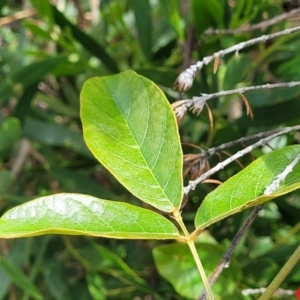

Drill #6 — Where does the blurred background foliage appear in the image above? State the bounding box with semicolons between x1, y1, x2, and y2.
0;0;300;299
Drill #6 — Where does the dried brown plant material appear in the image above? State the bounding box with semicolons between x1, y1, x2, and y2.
213;56;220;74
183;154;210;180
222;150;244;169
205;102;214;131
173;70;195;93
239;93;253;119
171;100;188;125
202;179;222;185
191;97;206;115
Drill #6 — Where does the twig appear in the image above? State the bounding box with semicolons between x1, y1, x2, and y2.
198;204;263;300
174;26;300;92
198;142;300;300
206;129;281;156
184;125;300;195
242;287;295;296
0;8;36;26
183;25;196;70
172;81;300;123
205;7;300;35
11;138;32;177
192;81;300;113
89;0;100;25
258;244;300;300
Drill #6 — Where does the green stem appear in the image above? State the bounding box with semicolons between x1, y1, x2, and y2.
173;209;214;300
258;244;300;300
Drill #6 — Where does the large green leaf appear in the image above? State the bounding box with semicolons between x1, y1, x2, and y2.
80;71;183;212
0;193;179;239
153;243;241;299
195;145;300;230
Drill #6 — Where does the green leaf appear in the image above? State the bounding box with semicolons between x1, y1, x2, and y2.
86;271;106;300
160;0;185;40
0;118;21;153
129;0;152;60
195;145;300;230
222;55;253;90
30;0;54;27
0;193;179;239
191;0;223;33
0;256;42;300
0;56;67;104
246;87;300;107
80;70;183;212
51;5;119;73
23;119;91;157
49;166;116;199
43;260;72;300
153;243;241;299
0;170;14;194
32;93;79;118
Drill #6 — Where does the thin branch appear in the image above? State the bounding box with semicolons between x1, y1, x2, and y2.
242;288;295;296
198;204;263;300
206;129;281;156
190;81;300;110
258;245;300;300
199;151;300;299
184;125;300;195
0;8;36;26
89;0;100;25
174;26;300;92
172;81;300;117
205;7;300;35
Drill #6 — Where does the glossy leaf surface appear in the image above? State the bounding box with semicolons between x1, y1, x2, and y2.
0;193;180;239
81;71;183;212
195;145;300;230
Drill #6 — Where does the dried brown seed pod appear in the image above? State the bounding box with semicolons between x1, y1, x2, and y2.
173;70;195;93
183;154;210;180
171;100;188;125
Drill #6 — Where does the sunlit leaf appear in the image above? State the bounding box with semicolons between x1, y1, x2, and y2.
80;70;183;212
0;193;179;239
195;145;300;230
